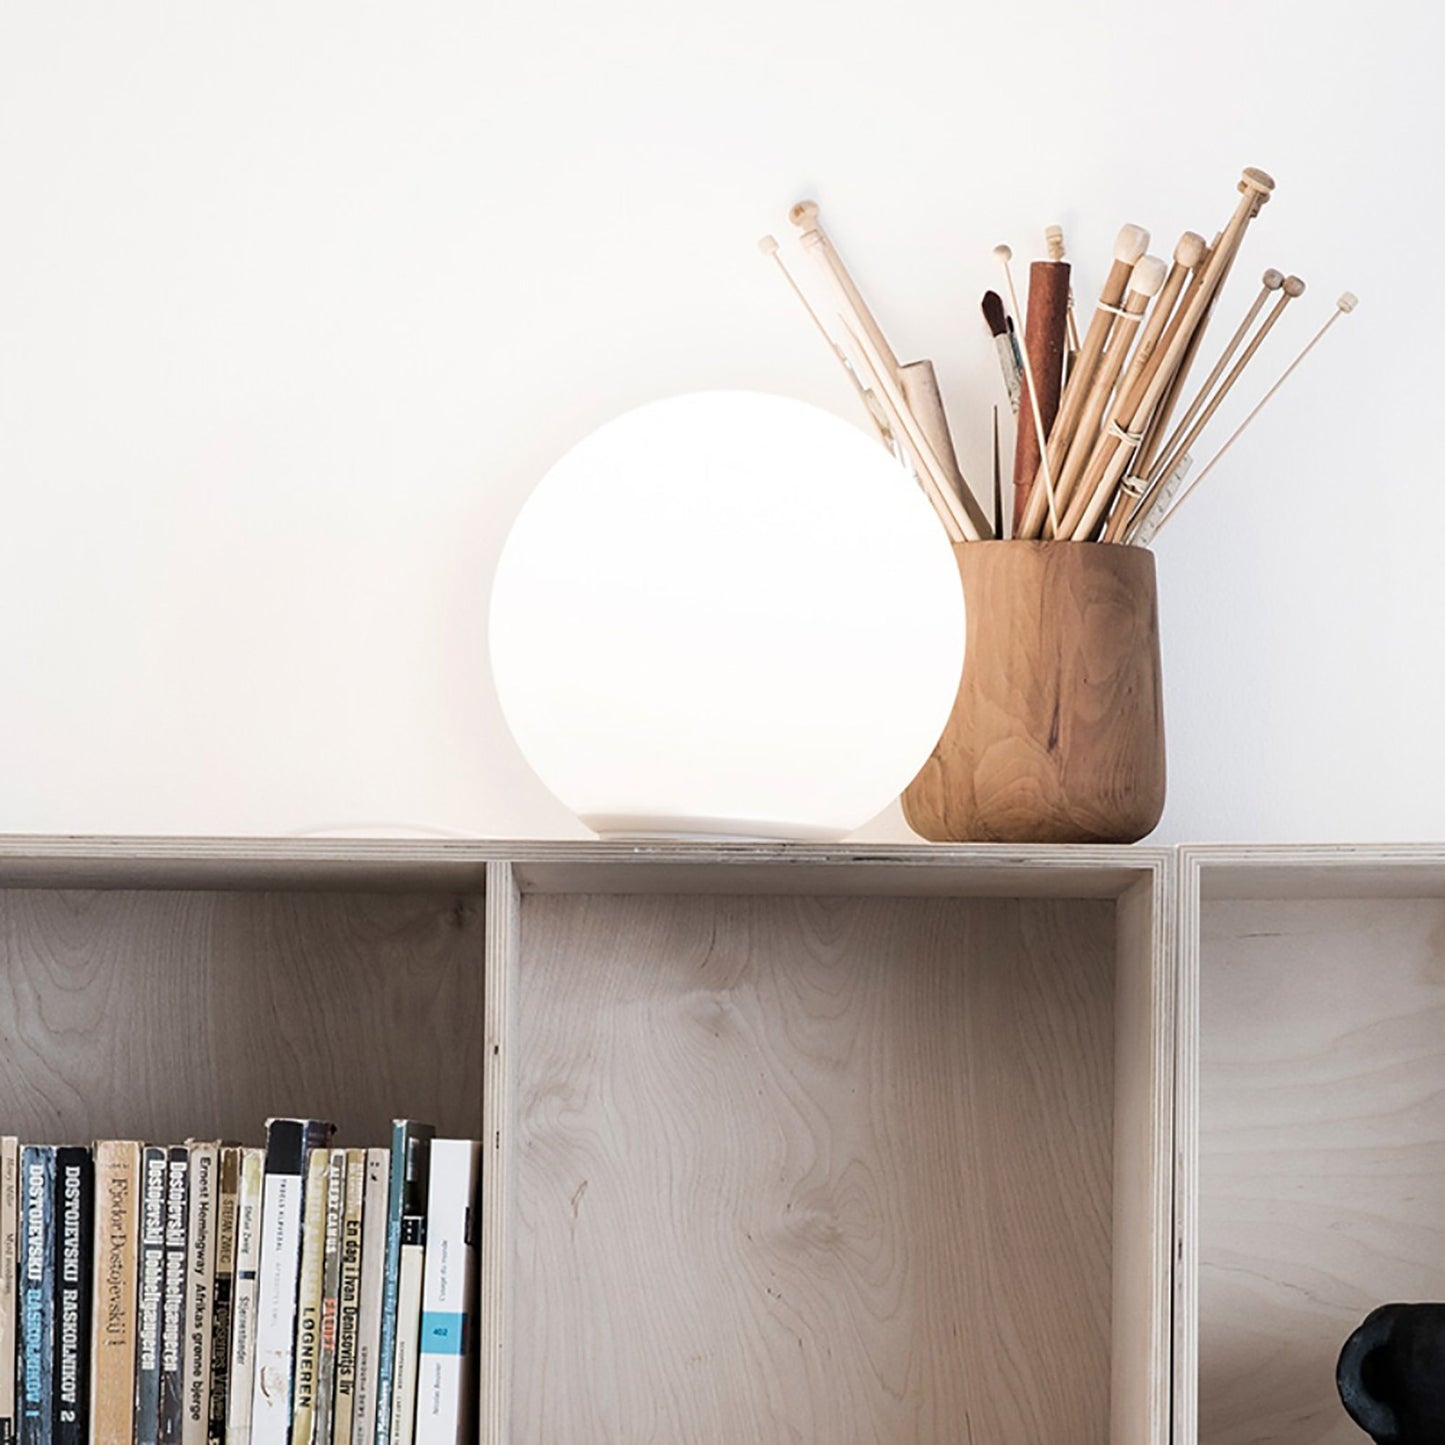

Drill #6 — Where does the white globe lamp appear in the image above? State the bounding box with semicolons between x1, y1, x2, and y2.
489;391;965;840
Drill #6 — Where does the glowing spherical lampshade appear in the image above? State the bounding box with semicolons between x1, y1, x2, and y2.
489;390;965;840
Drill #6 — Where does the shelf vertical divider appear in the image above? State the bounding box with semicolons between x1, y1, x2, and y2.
1111;859;1177;1445
1173;847;1202;1445
481;860;521;1445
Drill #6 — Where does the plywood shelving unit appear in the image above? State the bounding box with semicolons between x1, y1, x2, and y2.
0;838;1176;1445
16;836;1441;1442
1178;844;1445;1445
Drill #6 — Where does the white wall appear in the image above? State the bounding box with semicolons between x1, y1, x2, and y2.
0;0;1436;843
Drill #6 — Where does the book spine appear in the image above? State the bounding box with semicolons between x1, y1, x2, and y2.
249;1120;334;1445
224;1147;264;1445
351;1148;391;1445
53;1146;93;1445
414;1142;482;1445
206;1146;240;1445
289;1148;331;1445
331;1151;366;1445
17;1147;54;1445
135;1146;168;1445
0;1136;19;1445
182;1143;218;1445
375;1122;433;1445
387;1133;432;1445
313;1150;347;1445
387;1239;424;1445
90;1141;141;1445
158;1145;190;1445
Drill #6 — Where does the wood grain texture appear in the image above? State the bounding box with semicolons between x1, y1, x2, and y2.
513;893;1117;1444
0;888;485;1145
0;836;492;893
902;541;1165;844
0;836;1168;898
1191;844;1445;901
513;846;1166;900
1013;260;1070;526
1197;895;1445;1445
1111;875;1174;1445
1177;847;1445;1445
481;862;519;1445
1175;848;1205;1444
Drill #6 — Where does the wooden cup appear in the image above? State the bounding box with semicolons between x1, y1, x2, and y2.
903;541;1165;843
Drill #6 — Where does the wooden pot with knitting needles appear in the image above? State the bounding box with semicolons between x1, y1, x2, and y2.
761;168;1354;839
902;540;1165;844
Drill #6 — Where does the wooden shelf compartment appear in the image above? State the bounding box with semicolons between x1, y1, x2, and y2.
1179;844;1445;1445
0;837;490;1148
483;844;1175;1445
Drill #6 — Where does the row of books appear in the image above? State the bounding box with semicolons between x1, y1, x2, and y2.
0;1120;480;1445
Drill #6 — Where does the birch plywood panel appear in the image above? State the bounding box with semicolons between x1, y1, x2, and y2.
0;888;485;1143
514;894;1116;1444
1199;897;1445;1445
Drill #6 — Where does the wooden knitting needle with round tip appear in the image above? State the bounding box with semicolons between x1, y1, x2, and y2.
1146;291;1356;541
1147;274;1304;490
1137;199;1260;477
1049;254;1169;532
1092;234;1208;511
996;243;1060;535
1016;222;1150;539
789;200;901;383
1073;236;1204;532
1143;268;1286;486
1064;167;1276;540
757;234;893;445
1133;234;1218;474
1054;255;1170;536
1105;233;1206;453
1109;275;1305;541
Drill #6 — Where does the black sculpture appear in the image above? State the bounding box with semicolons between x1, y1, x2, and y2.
1338;1304;1445;1443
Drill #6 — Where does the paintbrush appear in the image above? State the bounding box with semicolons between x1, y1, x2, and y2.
981;291;1022;413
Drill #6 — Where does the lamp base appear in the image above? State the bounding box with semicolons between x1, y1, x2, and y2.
581;813;846;844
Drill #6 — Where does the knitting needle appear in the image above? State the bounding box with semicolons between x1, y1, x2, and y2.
1148;276;1304;491
1132;234;1218;475
995;244;1060;535
1109;271;1306;543
838;316;992;541
837;324;964;542
1064;167;1276;540
1016;222;1150;539
757;235;894;445
1052;254;1169;537
787;196;988;527
789;200;901;382
1116;233;1207;418
1080;234;1204;518
1147;291;1357;540
1142;268;1285;486
1137;175;1268;477
992;405;1004;538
